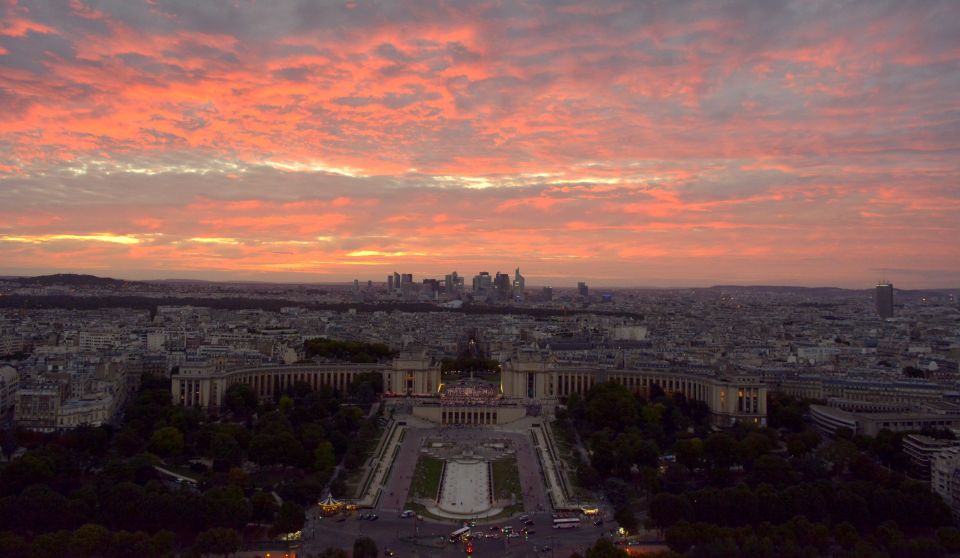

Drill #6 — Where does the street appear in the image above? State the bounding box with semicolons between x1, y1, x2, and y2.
302;511;617;557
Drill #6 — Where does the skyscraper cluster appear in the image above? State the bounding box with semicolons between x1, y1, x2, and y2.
381;268;533;301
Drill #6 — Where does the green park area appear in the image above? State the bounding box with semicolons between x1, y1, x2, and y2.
408;455;444;500
491;456;521;501
0;372;385;557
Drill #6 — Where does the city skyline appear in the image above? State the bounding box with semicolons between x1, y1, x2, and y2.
2;268;957;291
2;1;960;288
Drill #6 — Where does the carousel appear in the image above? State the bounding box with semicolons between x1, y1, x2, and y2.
317;493;345;516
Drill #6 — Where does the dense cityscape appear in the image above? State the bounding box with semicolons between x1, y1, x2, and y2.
0;272;959;557
4;0;960;556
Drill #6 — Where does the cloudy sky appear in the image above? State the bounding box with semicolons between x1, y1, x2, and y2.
1;0;958;287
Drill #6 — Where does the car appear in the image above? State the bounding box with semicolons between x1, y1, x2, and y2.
357;513;366;520
524;520;535;526
384;550;395;556
593;519;603;526
542;546;551;552
489;525;500;531
369;514;379;521
527;530;536;535
400;510;415;518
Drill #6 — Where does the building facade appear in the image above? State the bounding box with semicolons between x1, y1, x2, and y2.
0;366;18;414
500;349;768;426
171;349;441;410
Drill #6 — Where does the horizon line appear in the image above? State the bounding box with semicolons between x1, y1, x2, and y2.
2;271;958;292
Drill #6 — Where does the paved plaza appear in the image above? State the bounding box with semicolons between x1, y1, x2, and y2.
437;459;491;516
300;415;611;556
378;422;549;517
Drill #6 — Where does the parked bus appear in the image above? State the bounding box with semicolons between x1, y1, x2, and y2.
553;518;580;529
449;526;471;542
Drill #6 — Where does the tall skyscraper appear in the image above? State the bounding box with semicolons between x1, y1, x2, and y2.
445;271;464;297
876;282;894;318
472;272;492;295
387;275;393;291
494;272;512;300
578;281;589;297
512;267;525;299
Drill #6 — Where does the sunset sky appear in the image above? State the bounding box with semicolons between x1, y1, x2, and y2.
1;0;958;287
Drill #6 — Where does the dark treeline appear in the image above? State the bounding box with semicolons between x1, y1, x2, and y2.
557;383;959;558
0;294;643;320
0;373;383;557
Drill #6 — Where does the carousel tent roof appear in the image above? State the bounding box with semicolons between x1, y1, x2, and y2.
318;493;341;507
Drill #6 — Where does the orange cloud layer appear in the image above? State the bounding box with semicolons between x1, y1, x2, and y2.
0;1;958;286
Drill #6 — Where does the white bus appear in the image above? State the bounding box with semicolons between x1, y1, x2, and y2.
449;526;471;542
552;518;580;529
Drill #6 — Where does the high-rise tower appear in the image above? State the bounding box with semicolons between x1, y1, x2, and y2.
512;268;525;300
876;282;894;318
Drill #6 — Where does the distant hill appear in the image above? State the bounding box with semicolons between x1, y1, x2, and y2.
16;273;136;287
707;285;856;295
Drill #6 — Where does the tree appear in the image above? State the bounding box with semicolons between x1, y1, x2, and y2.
224;383;258;419
873;520;906;554
0;453;54;495
938;527;960;553
249;431;304;467
150;530;176;558
584;537;629;558
353;536;378;558
113;428;143;457
748;454;797;487
251;491;278;523
704;432;738;470
18;484;71;533
585;383;639;432
665;522;697;553
576;462;601;489
614;431;659;474
194;527;240;557
314;441;336;472
149;426;184;457
71;523;112;558
1;429;18;461
648;493;691;529
202;486;252;530
109;530;153;558
278;395;295;416
0;531;29;556
786;430;821;458
271;501;305;536
30;530;72;558
833;521;860;550
673;438;705;471
614;506;638;533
